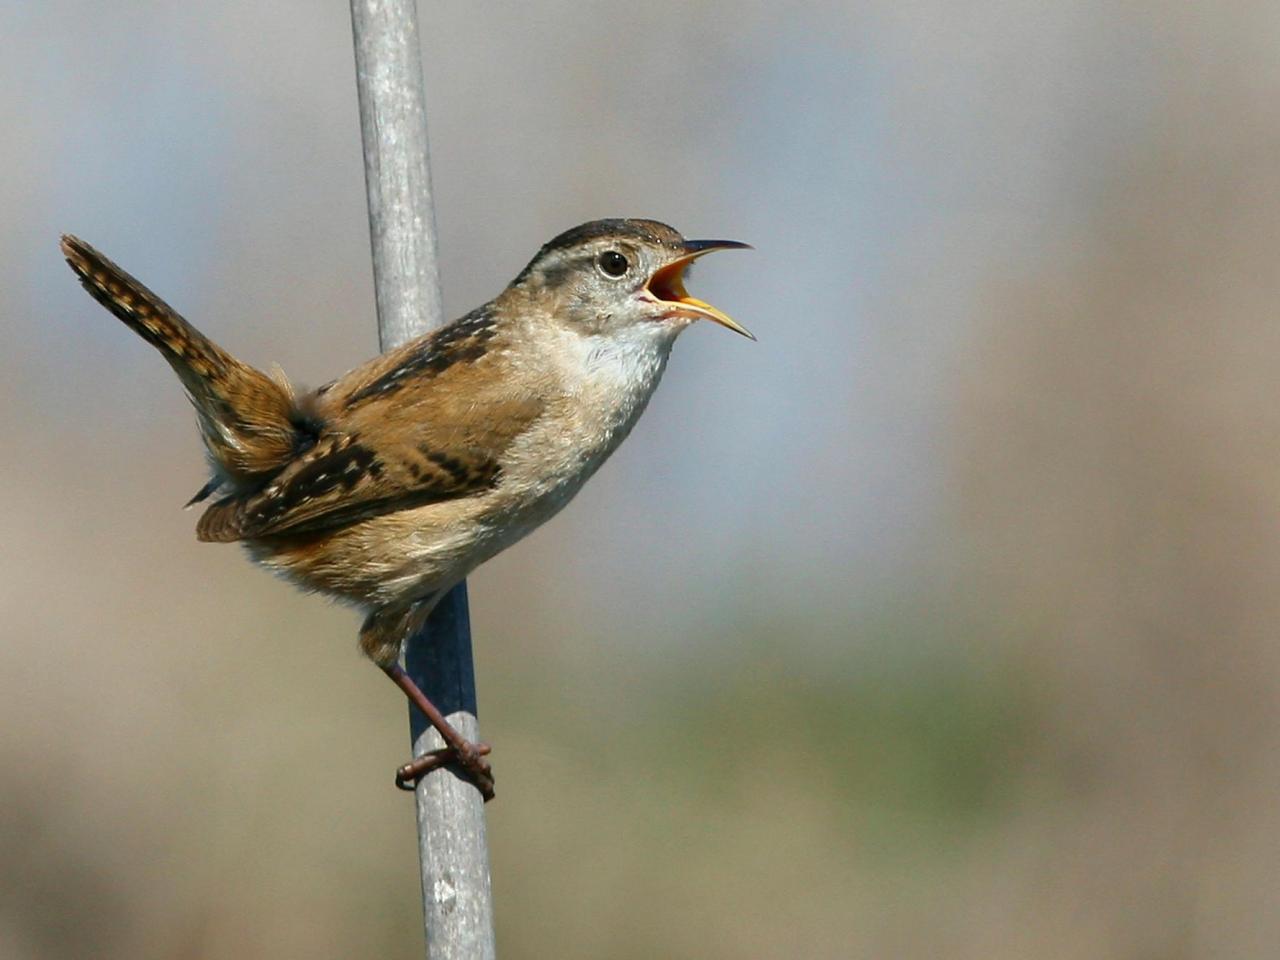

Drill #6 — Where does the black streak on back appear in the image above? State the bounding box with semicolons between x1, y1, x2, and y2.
346;307;497;406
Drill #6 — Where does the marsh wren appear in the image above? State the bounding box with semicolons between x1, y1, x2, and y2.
61;219;751;800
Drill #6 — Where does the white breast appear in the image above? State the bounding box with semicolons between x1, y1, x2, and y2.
493;323;677;526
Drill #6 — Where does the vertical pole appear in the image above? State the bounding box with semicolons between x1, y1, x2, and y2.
349;3;496;959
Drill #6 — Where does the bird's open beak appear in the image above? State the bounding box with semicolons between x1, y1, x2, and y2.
646;239;754;340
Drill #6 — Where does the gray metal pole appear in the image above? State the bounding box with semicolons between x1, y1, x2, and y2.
349;3;496;958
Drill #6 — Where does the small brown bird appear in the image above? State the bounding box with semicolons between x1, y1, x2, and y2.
61;219;751;800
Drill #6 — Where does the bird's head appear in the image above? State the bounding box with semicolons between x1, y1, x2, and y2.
510;218;752;342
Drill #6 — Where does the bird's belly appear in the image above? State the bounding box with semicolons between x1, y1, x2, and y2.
242;477;586;610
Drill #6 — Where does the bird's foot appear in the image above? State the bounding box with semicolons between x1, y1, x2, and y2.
395;740;495;801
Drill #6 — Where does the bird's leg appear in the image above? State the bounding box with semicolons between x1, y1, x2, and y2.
362;604;495;801
381;664;494;800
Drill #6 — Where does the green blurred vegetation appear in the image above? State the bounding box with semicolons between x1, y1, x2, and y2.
649;642;1033;841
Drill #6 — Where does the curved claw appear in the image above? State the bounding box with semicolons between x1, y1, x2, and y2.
394;748;453;790
394;741;495;801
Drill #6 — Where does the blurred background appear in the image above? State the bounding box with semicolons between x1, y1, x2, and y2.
3;1;1279;957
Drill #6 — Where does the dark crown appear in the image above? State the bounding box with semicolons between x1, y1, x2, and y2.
513;218;684;284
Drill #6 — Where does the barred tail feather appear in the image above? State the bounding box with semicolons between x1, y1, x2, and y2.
60;234;304;482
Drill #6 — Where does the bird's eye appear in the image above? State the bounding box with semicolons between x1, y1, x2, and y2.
596;250;629;278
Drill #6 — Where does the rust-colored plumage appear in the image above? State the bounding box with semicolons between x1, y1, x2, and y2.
62;237;543;548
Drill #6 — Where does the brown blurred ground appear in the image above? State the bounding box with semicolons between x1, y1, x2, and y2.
4;2;1280;958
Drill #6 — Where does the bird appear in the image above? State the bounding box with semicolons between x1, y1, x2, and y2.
60;218;752;800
